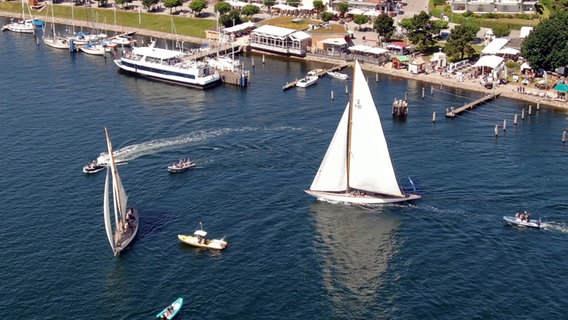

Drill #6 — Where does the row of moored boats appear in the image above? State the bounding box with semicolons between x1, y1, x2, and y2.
3;4;236;90
296;69;349;88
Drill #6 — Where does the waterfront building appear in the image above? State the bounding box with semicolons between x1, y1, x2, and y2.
448;0;538;14
250;25;311;56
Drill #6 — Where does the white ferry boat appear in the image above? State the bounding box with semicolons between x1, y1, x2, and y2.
114;41;221;89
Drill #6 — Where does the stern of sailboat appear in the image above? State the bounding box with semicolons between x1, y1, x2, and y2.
114;208;139;255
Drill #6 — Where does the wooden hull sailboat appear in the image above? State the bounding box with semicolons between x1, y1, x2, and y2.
305;60;420;205
103;128;138;256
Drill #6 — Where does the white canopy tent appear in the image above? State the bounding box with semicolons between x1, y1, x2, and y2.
474;55;504;69
481;38;509;55
496;47;520;55
223;21;256;34
349;44;388;55
346;8;365;15
273;3;298;10
227;1;248;7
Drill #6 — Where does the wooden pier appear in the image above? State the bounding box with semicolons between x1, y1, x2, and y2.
282;63;349;90
446;92;501;118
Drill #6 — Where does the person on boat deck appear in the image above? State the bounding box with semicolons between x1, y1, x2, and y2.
515;212;520;219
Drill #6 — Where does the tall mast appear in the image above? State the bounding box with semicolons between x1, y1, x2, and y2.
345;61;357;193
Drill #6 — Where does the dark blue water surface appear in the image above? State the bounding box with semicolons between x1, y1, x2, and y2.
1;20;568;319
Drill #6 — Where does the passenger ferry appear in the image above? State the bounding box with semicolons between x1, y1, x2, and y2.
114;41;221;89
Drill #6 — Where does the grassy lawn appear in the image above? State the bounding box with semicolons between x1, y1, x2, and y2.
0;1;216;38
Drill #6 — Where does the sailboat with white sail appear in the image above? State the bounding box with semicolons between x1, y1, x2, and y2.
305;60;420;205
43;3;70;49
103;128;138;256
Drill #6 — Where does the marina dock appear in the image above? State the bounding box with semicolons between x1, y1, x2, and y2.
446;92;501;118
282;63;349;90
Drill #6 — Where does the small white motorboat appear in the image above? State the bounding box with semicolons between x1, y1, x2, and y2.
503;212;541;229
296;75;318;88
167;159;196;173
327;71;349;80
83;159;106;174
178;223;227;250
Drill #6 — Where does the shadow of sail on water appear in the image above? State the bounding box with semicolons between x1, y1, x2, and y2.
310;202;400;317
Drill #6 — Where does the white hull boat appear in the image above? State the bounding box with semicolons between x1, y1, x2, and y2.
114;41;221;89
167;159;196;173
305;60;420;205
296;75;318;88
327;71;349;80
503;216;541;229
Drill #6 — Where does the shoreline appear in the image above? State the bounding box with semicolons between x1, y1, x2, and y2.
3;10;566;110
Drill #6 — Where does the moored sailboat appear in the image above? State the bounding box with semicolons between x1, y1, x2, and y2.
305;60;420;204
103;128;138;256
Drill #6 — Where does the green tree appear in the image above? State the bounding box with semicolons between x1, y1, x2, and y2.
400;11;445;52
444;23;479;60
263;0;275;9
142;0;158;11
491;25;510;37
522;11;568;70
214;1;231;14
287;0;300;7
164;0;183;14
373;13;395;42
241;4;260;18
188;0;208;16
321;11;334;22
353;14;369;30
313;0;325;12
219;9;243;27
337;2;349;17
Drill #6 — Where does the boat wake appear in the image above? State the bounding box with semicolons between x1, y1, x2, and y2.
93;126;301;164
540;221;568;233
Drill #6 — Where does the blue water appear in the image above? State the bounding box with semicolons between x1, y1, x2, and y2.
2;21;568;319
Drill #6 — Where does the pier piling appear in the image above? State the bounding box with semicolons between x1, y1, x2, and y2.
495;125;499;137
514;114;518;125
432;112;436;123
563;130;567;143
503;119;507;132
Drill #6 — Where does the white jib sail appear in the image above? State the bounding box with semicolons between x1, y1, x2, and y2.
103;169;115;251
310;106;349;192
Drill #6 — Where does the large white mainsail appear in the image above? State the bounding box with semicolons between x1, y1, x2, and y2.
105;128;128;227
306;60;419;204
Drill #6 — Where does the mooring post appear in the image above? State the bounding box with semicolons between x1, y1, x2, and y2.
404;92;407;101
331;90;334;101
528;104;532;115
537;102;540;111
262;54;265;64
563;130;567;143
503;119;507;131
345;84;348;95
495;125;499;137
514;114;518;126
432;112;436;123
376;73;379;82
522;109;525;120
422;87;425;99
431;85;434;95
251;57;255;68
